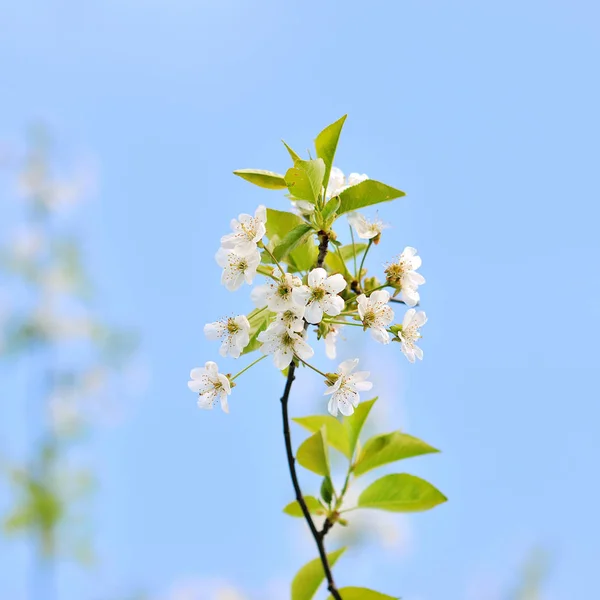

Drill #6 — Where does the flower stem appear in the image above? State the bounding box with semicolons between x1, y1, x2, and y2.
230;355;266;381
349;224;358;277
357;239;372;281
260;243;286;278
297;357;331;379
325;320;363;328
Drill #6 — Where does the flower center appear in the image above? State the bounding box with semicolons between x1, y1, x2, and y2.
281;331;295;348
385;262;405;284
362;310;376;327
235;257;248;273
277;283;291;299
226;319;240;335
310;287;326;302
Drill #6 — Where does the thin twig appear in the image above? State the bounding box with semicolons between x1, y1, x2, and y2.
279;231;343;600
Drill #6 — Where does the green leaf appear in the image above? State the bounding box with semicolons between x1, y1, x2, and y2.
292;547;346;600
315;115;347;194
288;239;319;272
320;476;334;506
294;415;351;459
283;140;302;163
242;308;272;355
338;180;406;215
321;195;341;223
296;427;330;476
327;587;398;600
233;169;287;190
285;158;326;203
325;243;368;277
344;397;377;457
358;474;447;512
273;223;314;262
266;208;304;240
354;431;439;476
283;496;325;518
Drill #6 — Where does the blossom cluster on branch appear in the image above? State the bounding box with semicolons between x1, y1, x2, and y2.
187;116;445;600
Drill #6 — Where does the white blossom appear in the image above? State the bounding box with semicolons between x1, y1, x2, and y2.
188;362;232;413
251;272;303;312
273;304;306;333
220;204;267;255
324;325;343;360
347;212;388;240
292;268;346;324
324;358;373;417
215;247;260;291
204;315;251;358
291;199;315;215
385;247;425;307
399;309;427;363
257;322;314;369
357;290;394;344
326;167;368;199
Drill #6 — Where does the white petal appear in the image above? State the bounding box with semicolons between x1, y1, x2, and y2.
337;397;355;416
304;302;324;324
327;396;339;417
401;288;419;307
190;367;206;380
205;361;219;376
322;294;344;317
371;327;391;344
355;380;373;392
294;337;314;361
370;290;391;304
403;308;416;329
323;273;347;294
250;285;270;308
188;380;203;393
197;397;215;410
215;247;230;268
203;322;223;340
413;311;427;327
219;394;230;413
218;373;232;394
255;204;267;223
274;347;293;369
338;358;359;375
292;285;311;306
308;268;327;288
413;345;424;361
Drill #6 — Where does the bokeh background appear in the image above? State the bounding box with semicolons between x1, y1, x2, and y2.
1;1;599;599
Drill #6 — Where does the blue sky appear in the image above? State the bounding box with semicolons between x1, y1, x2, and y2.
1;1;600;599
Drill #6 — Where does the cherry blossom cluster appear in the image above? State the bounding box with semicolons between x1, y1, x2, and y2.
188;167;428;416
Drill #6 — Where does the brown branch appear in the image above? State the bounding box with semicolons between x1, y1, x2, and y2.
279;230;342;600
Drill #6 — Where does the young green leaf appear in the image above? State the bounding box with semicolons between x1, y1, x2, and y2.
266;208;304;240
285;158;326;203
282;140;302;163
287;238;319;272
283;496;325;518
293;415;351;459
320;476;334;506
296;427;330;476
327;588;398;600
291;547;346;600
344;397;377;457
321;195;341;223
242;308;272;355
358;473;447;512
273;223;314;261
233;169;288;190
354;431;439;476
315;115;347;194
338;180;406;215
